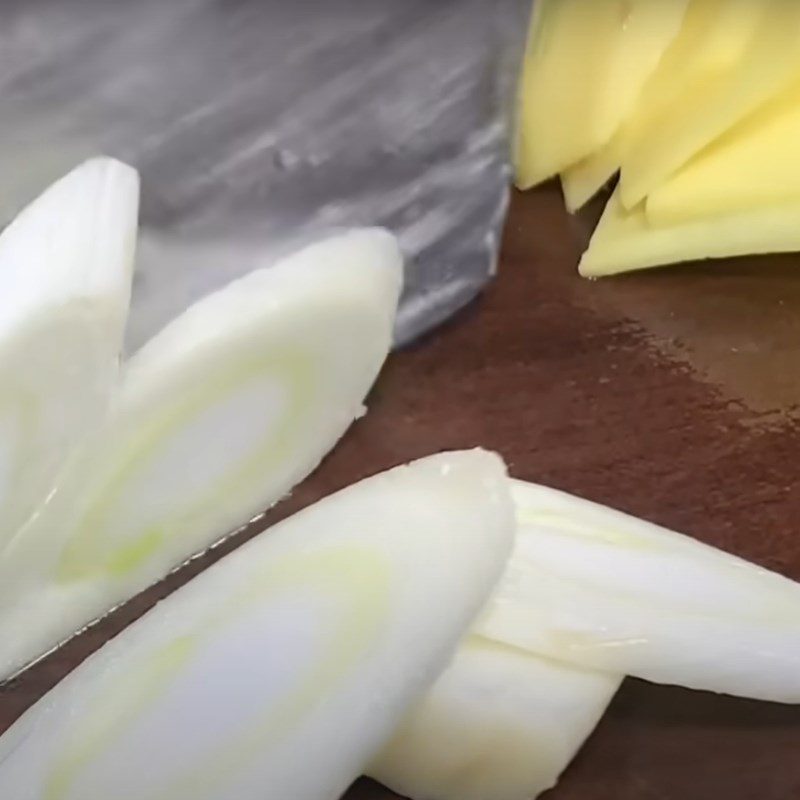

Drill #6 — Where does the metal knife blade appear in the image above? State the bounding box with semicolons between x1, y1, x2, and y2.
0;0;529;347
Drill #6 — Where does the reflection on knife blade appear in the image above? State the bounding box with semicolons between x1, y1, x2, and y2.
0;0;529;347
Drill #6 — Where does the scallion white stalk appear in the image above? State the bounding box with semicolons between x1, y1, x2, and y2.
477;479;800;702
370;636;621;800
0;228;402;679
0;158;138;549
0;450;514;800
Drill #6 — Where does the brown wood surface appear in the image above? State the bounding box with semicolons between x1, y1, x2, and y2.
4;184;800;798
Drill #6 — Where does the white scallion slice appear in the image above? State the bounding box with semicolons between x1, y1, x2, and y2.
0;450;515;800
0;157;138;548
476;479;800;703
370;636;621;800
0;228;402;679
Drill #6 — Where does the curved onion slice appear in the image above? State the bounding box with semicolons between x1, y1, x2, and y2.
476;479;800;703
0;228;401;678
370;637;620;800
0;158;138;549
0;450;515;800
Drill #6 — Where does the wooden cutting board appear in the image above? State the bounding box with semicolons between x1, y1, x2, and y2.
3;184;800;799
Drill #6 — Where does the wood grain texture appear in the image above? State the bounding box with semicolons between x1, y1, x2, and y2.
4;184;800;798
